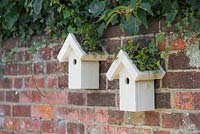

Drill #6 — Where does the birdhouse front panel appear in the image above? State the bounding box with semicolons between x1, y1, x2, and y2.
69;52;82;89
119;68;136;111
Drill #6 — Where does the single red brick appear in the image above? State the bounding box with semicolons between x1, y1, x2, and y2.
6;91;19;102
104;40;121;54
13;105;31;117
4;117;20;130
168;53;194;69
158;38;186;51
4;64;17;75
47;61;68;74
67;123;84;134
0;78;13;89
41;120;57;133
42;91;67;104
0;130;13;134
34;63;44;74
32;105;55;119
144;111;160;126
0;91;4;101
47;75;58;88
108;110;124;125
153;130;170;134
87;93;116;107
24;76;44;88
102;126;117;134
39;47;51;60
20;91;41;103
56;107;79;121
155;92;171;108
58;75;68;89
162;72;200;88
18;63;32;75
93;109;108;124
174;92;200;110
162;113;183;128
68;92;86;106
0;105;11;116
19;118;40;132
14;78;23;89
100;58;113;73
107;79;119;90
99;75;106;89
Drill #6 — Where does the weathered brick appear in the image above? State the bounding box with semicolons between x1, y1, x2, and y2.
124;112;145;125
99;75;106;89
6;91;19;102
24;76;44;88
93;109;108;124
4;64;17;75
0;130;13;134
162;113;183;128
158;38;186;51
68;92;86;106
174;92;200;110
102;126;117;134
13;105;31;117
14;51;24;62
32;105;55;119
87;93;115;107
41;120;57;133
144;111;160;126
108;110;124;125
47;61;67;74
58;75;68;89
18;63;32;75
14;78;23;89
67;123;84;134
188;113;200;129
56;107;79;121
4;117;20;130
168;53;194;69
155;92;171;108
39;47;51;60
19;118;40;132
0;105;11;116
20;91;41;103
0;78;13;89
100;56;113;73
47;75;58;88
34;63;44;74
0;91;4;101
42;91;67;104
107;79;119;90
162;72;200;88
153;130;170;134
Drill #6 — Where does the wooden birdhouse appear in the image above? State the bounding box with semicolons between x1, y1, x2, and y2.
57;33;107;89
106;50;165;111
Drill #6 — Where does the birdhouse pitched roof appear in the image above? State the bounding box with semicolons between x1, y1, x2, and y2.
57;33;108;62
106;50;165;81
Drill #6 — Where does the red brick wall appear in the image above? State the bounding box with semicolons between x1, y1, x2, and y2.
0;22;200;134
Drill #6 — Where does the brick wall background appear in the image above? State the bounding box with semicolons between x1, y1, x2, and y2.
0;21;200;134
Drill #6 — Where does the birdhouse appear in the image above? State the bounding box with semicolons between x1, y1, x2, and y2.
106;50;165;111
57;33;108;89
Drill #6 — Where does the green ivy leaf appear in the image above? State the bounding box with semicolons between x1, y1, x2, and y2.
120;15;138;35
63;9;71;19
156;33;164;43
4;12;19;30
33;0;43;16
139;2;154;16
166;10;178;23
130;0;138;9
89;1;105;17
137;9;148;29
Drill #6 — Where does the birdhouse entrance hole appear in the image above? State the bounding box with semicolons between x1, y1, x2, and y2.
73;59;77;65
125;77;130;85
